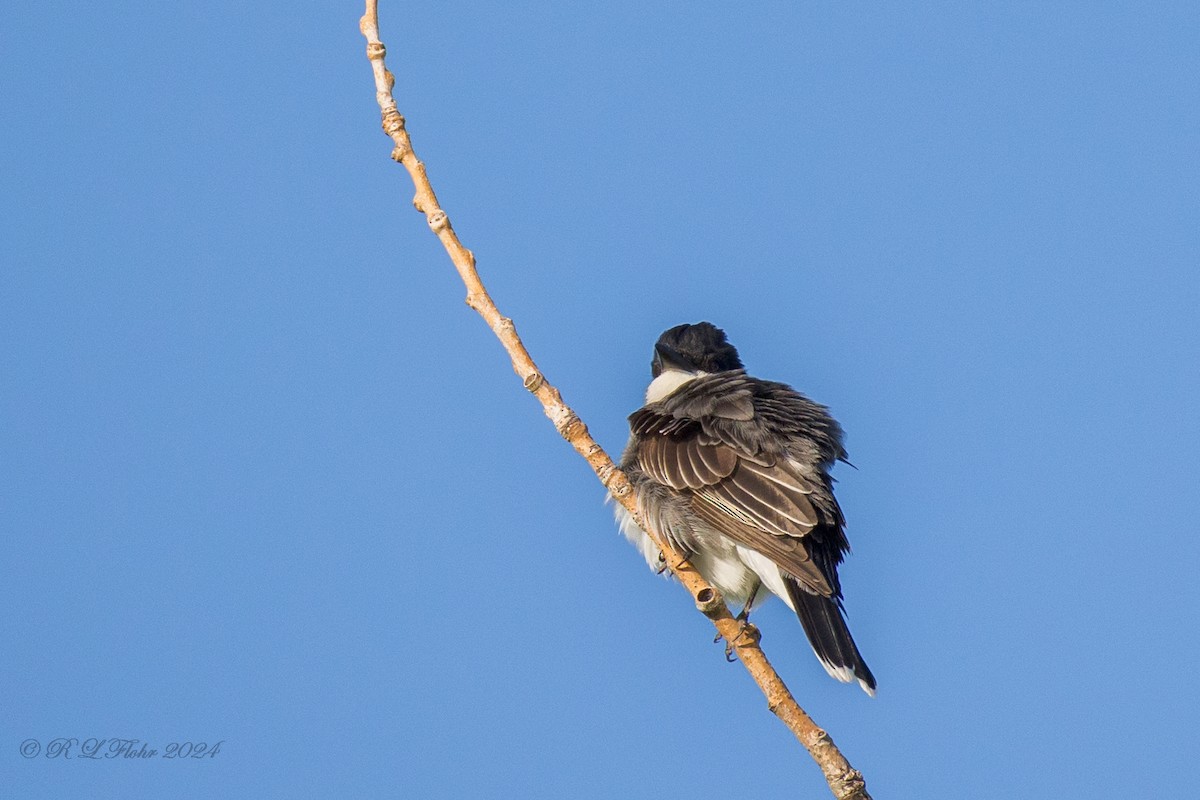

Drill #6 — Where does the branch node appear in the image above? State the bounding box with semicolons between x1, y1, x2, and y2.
597;462;628;495
605;470;631;490
810;727;831;746
694;587;724;616
836;770;867;797
553;410;585;441
523;372;545;393
427;209;449;232
381;109;405;137
365;41;386;59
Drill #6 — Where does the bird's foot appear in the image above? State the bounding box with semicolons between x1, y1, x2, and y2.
713;598;755;644
718;621;761;661
655;549;690;575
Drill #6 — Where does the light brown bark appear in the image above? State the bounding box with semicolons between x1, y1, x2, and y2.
359;5;872;797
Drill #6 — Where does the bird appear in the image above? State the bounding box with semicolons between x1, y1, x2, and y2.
614;321;876;695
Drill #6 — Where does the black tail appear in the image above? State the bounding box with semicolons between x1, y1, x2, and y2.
786;580;876;695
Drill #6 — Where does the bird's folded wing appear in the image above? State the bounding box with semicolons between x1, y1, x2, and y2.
631;406;834;597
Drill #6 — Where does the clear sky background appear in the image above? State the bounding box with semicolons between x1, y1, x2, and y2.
3;2;1198;798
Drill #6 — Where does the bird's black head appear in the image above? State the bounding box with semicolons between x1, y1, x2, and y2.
652;322;744;377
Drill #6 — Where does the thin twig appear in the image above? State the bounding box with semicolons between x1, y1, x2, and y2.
358;4;871;798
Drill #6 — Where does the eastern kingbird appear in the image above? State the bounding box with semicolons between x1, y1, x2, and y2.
615;322;876;695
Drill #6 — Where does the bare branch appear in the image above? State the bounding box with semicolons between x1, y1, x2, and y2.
359;5;872;797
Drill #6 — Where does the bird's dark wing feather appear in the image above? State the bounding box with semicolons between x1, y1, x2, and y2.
629;374;844;597
638;434;737;490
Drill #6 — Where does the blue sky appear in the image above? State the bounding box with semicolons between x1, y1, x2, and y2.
3;2;1198;798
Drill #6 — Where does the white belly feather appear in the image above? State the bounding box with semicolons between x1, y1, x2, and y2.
613;502;781;612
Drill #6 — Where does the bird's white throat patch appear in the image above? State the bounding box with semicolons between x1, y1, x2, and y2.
645;368;705;404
